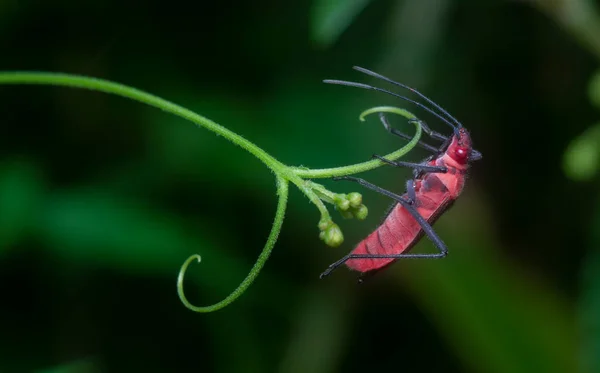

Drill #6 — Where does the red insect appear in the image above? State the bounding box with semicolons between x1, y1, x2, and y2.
320;67;482;280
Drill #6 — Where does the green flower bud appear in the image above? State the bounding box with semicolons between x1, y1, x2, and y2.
339;210;354;219
333;194;350;211
322;224;344;247
318;218;332;231
337;199;350;211
354;205;368;220
347;192;362;208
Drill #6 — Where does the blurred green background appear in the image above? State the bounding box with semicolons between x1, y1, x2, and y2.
1;0;600;372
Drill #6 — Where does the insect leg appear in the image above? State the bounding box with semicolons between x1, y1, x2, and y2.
372;154;447;173
321;177;448;278
406;179;416;204
408;118;448;142
379;114;452;160
319;254;355;278
378;114;440;153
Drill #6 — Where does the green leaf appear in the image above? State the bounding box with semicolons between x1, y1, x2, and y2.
581;248;600;373
563;122;600;181
35;360;96;373
0;158;45;255
310;0;372;47
278;285;355;373
580;197;600;373
399;194;576;373
32;186;291;305
35;189;216;274
589;69;600;109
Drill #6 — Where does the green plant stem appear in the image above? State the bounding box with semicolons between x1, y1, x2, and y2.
0;72;423;313
307;181;339;204
0;71;286;171
177;175;289;312
0;73;419;180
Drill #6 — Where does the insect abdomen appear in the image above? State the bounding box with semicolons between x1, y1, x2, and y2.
345;201;426;272
345;173;456;273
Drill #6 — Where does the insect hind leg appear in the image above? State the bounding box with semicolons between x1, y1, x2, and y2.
320;253;353;278
321;176;448;278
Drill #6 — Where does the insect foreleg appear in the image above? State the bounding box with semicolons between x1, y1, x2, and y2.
408;118;448;142
378;114;440;153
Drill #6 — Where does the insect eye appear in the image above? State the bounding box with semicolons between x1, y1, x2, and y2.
455;147;468;160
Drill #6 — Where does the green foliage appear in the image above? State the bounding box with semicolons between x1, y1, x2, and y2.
1;1;599;372
581;247;600;373
310;0;372;47
563;69;600;181
590;70;600;109
400;199;576;373
580;178;600;373
38;189;200;272
0;159;44;255
563;122;600;181
35;360;96;373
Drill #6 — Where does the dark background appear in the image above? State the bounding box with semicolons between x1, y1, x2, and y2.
1;0;599;372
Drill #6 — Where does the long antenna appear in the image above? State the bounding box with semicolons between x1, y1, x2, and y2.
323;79;458;132
352;66;463;129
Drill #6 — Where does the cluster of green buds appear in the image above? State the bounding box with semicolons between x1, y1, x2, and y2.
318;218;344;248
317;190;368;248
332;192;368;220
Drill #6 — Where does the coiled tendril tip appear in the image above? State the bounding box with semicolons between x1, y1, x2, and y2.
177;254;203;309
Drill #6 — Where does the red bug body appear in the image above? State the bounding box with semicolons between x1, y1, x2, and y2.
346;129;473;273
320;66;481;279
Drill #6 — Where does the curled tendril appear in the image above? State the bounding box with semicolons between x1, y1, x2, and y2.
177;175;289;312
291;106;420;179
359;105;416;122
